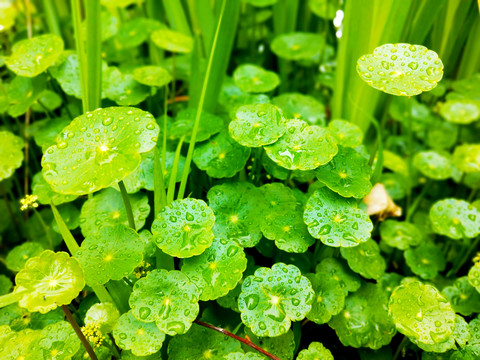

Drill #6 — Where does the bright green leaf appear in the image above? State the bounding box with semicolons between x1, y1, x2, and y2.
41;107;159;195
75;224;144;286
357;43;443;96
151;198;215;258
129;269;199;335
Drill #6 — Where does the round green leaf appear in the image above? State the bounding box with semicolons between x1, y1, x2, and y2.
31;90;62;113
84;302;120;334
233;64;280;93
262;206;315;253
219;79;271;119
238;263;314;337
6;242;44;272
6;75;46;117
429;199;480;239
115;18;165;48
381;173;408;200
453;144;480;173
229;103;287;147
439;98;480;124
170;108;224;143
5;34;64;77
259;183;314;252
271;32;325;61
151;198;215;258
129;269;200;335
242;327;296;360
151;28;193;53
315;257;361;295
168;323;242;360
207;182;263;248
315;146;372;198
113;311;165;356
305;272;345;324
133;65;172;87
49;54;85;99
0;131;24;181
297;342;334;360
442;276;480;316
32;172;77;206
75;224;144;286
193;130;251;178
389;280;455;346
262;154;316;182
0;303;64;331
340;239;386;280
0;328;41;360
272;92;326;126
413;151;454;180
29;116;71;151
15;250;85;313
38;321;81;360
379;220;423;250
328;119;364;148
216;255;257;312
225;352;264;360
427;120;458;151
102;67;152;105
79;187;150;237
41;107;159;195
181;237;247;301
329;283;396;349
304;188;373;247
467;262;480;293
308;0;339;19
264;119;338;170
357;43;443;96
404;242;446;280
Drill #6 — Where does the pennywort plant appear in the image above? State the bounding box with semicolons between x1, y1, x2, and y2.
1;0;480;360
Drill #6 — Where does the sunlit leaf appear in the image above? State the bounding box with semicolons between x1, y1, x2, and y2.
357;43;443;96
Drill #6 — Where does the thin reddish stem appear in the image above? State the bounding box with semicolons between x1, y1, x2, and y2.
194;320;282;360
62;305;98;360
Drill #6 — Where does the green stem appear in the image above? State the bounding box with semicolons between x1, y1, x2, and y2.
33;208;53;249
62;305;99;360
178;0;238;199
42;0;62;37
392;336;408;360
405;97;414;213
468;188;478;203
448;237;480;277
51;203;114;305
167;136;185;204
251;148;263;186
0;290;25;309
118;181;135;231
405;180;430;222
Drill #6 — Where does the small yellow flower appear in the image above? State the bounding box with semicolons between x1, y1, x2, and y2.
20;194;39;211
81;322;105;348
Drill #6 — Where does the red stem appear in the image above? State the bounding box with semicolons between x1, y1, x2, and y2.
194;320;282;360
62;305;98;360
